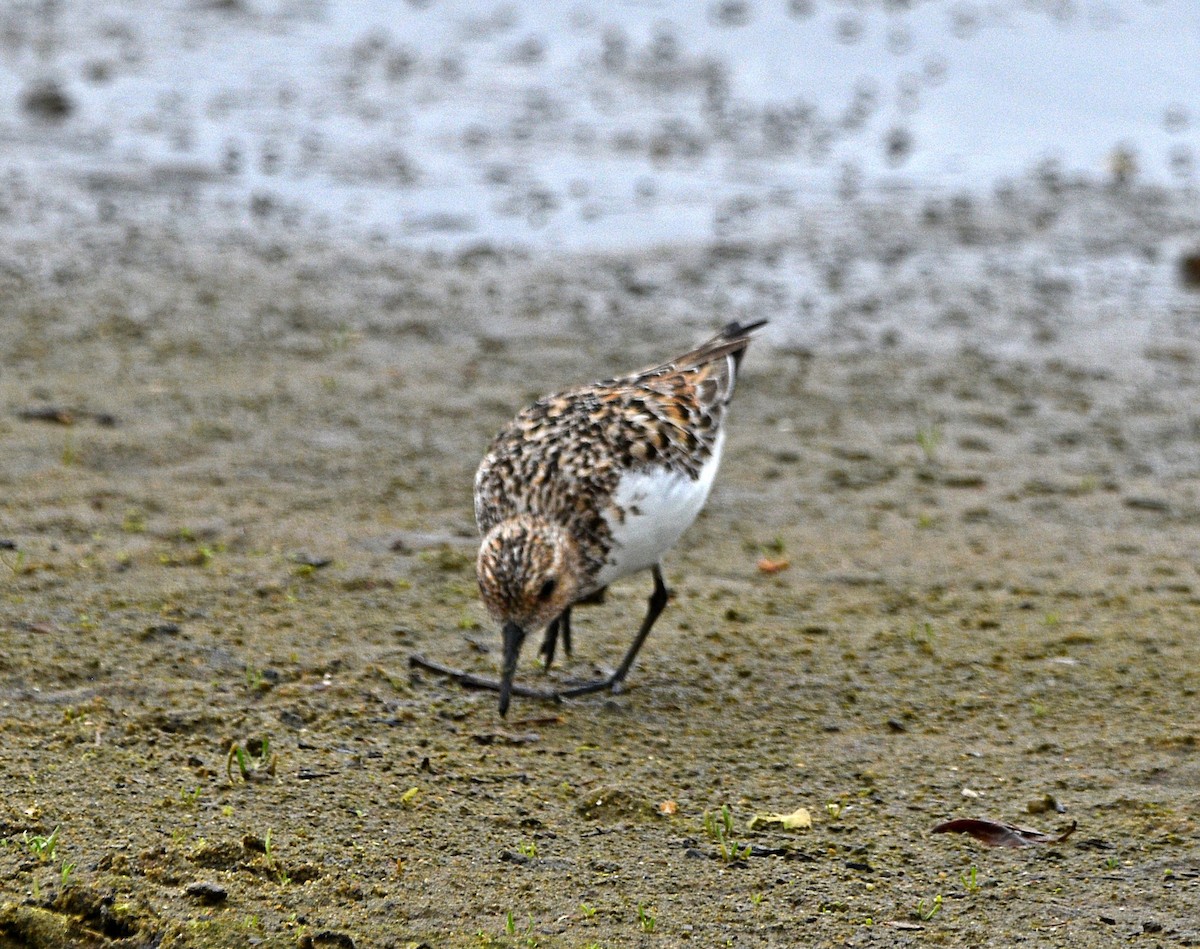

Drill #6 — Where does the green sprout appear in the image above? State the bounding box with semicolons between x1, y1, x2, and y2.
909;621;936;654
244;666;267;691
263;829;289;885
703;805;752;863
25;827;59;862
503;912;538;947
60;860;77;888
916;894;943;921
226;737;277;783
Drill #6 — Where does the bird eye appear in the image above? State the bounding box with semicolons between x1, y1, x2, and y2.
537;578;557;601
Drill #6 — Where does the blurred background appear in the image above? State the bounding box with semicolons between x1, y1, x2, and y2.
1;0;1198;369
2;0;1195;249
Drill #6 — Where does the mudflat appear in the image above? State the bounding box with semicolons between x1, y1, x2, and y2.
2;185;1200;947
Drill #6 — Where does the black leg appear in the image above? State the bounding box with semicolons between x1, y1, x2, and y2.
560;607;573;658
409;573;665;711
409;654;559;702
558;565;669;700
538;607;572;670
539;607;576;671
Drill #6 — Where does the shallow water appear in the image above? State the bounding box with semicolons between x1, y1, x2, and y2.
2;0;1196;251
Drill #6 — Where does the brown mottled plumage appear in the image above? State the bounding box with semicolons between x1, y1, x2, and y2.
471;320;766;714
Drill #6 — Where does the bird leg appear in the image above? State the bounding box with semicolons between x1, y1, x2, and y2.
560;607;573;659
557;565;669;700
538;607;572;670
538;585;607;670
410;575;661;708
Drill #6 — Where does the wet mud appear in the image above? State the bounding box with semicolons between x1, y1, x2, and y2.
3;176;1200;948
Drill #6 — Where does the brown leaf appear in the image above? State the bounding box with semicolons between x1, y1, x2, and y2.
756;557;791;574
931;817;1077;848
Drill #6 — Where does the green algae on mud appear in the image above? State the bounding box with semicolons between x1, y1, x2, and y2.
3;224;1200;947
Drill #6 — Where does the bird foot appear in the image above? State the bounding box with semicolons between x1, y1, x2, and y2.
409;655;631;706
409;654;560;702
556;674;628;699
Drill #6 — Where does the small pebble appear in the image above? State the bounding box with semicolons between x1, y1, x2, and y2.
184;881;228;904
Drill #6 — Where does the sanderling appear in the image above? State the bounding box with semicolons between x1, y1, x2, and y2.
417;319;766;715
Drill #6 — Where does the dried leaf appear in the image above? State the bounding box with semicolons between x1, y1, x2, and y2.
931;817;1077;848
747;806;813;831
756;557;791;574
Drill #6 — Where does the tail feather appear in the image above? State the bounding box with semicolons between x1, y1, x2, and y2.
619;320;767;397
718;319;768;372
672;318;768;372
721;318;769;338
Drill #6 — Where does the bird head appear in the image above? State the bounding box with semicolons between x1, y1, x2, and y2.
477;515;580;715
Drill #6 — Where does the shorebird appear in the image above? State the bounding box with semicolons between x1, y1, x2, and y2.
419;319;766;715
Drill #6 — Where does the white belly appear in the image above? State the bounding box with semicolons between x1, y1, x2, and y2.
594;431;724;588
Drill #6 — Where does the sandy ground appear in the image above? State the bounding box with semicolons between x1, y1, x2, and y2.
2;181;1200;948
